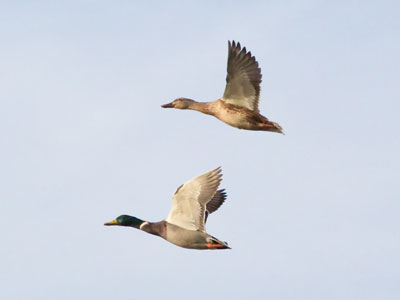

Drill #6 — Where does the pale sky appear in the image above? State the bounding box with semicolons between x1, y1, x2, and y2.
1;1;399;299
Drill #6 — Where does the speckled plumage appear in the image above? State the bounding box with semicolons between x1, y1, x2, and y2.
162;41;283;133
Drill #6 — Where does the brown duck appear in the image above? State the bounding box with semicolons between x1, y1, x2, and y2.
162;40;283;133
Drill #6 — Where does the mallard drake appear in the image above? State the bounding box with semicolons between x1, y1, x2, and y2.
162;40;283;133
104;167;230;250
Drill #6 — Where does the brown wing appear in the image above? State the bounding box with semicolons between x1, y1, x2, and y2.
206;189;227;214
222;40;262;111
204;189;227;223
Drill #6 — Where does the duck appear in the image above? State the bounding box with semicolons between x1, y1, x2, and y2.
162;40;283;133
104;167;230;250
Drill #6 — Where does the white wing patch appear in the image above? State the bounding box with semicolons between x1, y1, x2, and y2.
165;168;222;232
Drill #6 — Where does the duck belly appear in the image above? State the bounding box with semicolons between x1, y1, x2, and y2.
164;224;209;249
215;110;256;130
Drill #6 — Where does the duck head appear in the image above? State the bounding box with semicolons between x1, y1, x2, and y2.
161;98;194;109
104;215;145;229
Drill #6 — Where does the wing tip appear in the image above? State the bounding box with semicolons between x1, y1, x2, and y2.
228;40;242;52
210;166;222;175
227;40;259;69
217;188;227;202
213;166;223;180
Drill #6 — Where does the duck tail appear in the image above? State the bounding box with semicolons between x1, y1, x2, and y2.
206;236;231;250
261;121;284;134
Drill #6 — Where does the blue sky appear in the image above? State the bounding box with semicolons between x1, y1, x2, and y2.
1;1;399;299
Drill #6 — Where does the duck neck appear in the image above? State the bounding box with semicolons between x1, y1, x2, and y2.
187;100;213;115
140;221;166;238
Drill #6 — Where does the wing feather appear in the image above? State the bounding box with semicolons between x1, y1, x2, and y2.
206;189;227;214
204;189;227;223
222;41;262;111
165;168;223;232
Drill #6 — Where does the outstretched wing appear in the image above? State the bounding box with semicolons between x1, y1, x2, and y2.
222;40;262;111
165;168;223;232
207;189;226;214
205;189;227;223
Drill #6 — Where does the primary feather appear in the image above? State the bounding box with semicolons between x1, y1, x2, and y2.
166;167;223;232
222;41;262;111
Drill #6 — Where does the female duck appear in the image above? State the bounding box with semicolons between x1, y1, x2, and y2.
162;40;283;133
104;167;230;250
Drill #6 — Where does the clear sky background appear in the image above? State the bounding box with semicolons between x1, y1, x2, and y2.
1;1;399;299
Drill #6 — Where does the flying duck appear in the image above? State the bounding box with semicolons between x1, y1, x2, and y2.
162;40;283;133
104;167;230;250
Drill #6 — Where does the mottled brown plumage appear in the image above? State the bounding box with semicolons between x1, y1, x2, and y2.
162;41;283;133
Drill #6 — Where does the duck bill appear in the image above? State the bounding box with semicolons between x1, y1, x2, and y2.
104;219;118;226
161;102;174;108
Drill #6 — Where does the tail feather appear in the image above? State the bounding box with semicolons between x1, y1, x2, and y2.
262;121;284;134
206;236;231;249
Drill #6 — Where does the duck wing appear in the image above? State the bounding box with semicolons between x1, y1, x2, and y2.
165;167;223;232
206;189;227;214
204;189;227;223
222;40;262;112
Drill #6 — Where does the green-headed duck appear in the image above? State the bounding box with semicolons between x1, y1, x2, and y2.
105;167;230;250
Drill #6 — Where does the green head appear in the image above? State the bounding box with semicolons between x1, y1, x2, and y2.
104;215;145;229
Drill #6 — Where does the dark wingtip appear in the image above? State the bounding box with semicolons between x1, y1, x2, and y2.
217;189;227;202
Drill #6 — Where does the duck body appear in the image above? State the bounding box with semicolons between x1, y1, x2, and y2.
190;99;282;132
105;168;230;250
140;221;229;249
162;41;284;134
